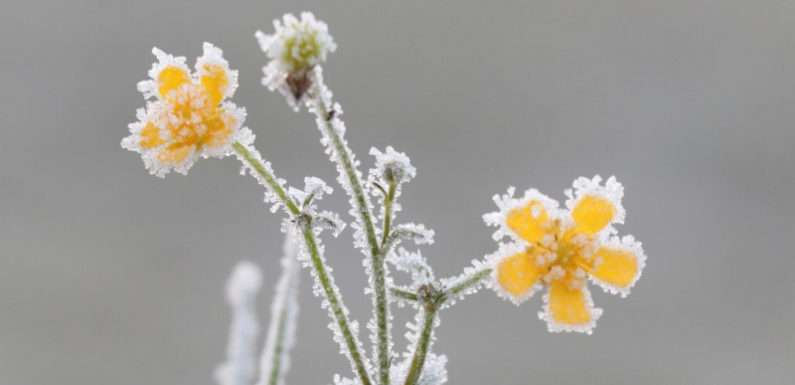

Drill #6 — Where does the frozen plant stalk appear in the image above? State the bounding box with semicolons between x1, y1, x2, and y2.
216;262;263;385
257;228;301;385
121;10;651;385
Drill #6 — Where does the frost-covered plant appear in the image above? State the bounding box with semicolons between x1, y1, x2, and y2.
121;11;648;385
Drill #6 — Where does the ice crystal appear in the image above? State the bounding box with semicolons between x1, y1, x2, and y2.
389;248;434;288
390;353;448;385
256;230;301;385
391;311;447;385
304;67;375;257
391;223;435;246
215;261;262;385
122;43;249;177
292;223;373;376
232;141;293;215
256;12;336;109
368;146;417;187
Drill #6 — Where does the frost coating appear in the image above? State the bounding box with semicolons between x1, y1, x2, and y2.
484;243;541;305
389;248;435;288
256;230;301;385
293;222;374;380
588;234;646;298
483;186;560;244
215;262;262;385
391;223;435;246
390;353;448;385
538;285;603;334
256;12;336;109
123;43;248;177
564;175;625;231
484;176;647;333
368;146;417;186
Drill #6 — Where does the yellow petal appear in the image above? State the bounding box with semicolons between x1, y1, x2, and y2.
495;248;544;301
572;195;615;235
157;142;194;165
506;200;551;243
541;280;601;333
589;242;643;296
199;63;230;106
139;122;164;149
157;65;190;99
202;110;236;150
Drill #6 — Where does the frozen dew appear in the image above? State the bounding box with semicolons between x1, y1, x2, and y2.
123;43;247;177
391;223;435;246
215;261;262;385
256;230;301;385
388;248;435;288
256;13;336;109
368;146;417;186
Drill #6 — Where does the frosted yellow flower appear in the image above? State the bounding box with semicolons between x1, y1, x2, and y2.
122;43;250;177
484;176;647;333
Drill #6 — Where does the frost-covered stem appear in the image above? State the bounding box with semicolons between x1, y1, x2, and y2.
232;142;300;216
232;141;372;385
310;88;390;385
444;268;492;298
390;287;418;302
402;287;443;385
300;220;374;385
258;230;300;385
380;181;397;247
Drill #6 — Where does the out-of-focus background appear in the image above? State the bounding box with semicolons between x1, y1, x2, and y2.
2;1;794;384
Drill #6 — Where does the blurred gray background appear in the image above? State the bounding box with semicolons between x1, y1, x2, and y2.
1;1;794;384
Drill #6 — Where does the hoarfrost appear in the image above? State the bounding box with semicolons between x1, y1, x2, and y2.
292;222;373;377
215;261;262;385
256;229;301;385
388;248;434;288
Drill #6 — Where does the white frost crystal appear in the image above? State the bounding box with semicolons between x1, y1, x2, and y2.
256;229;301;385
368;146;417;186
256;12;336;109
216;261;263;385
389;248;434;288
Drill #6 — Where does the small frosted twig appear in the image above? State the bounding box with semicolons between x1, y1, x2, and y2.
443;268;492;299
306;71;391;385
299;219;374;385
233;142;300;216
390;286;419;303
257;229;301;385
401;286;444;385
233;141;373;385
215;262;263;385
380;181;398;247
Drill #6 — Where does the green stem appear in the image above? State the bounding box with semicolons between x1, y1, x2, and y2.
444;268;493;298
267;296;290;385
233;142;373;385
389;286;419;302
301;221;373;385
380;181;397;247
313;95;390;385
232;142;300;216
402;295;441;385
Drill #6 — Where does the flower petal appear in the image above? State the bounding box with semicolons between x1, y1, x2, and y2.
488;243;547;304
566;175;625;235
539;280;602;334
484;187;559;244
588;235;646;297
196;42;238;106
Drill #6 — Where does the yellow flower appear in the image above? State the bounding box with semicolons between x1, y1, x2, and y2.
484;176;646;333
122;43;250;177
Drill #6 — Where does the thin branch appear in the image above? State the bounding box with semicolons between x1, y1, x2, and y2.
309;79;391;385
233;142;373;385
